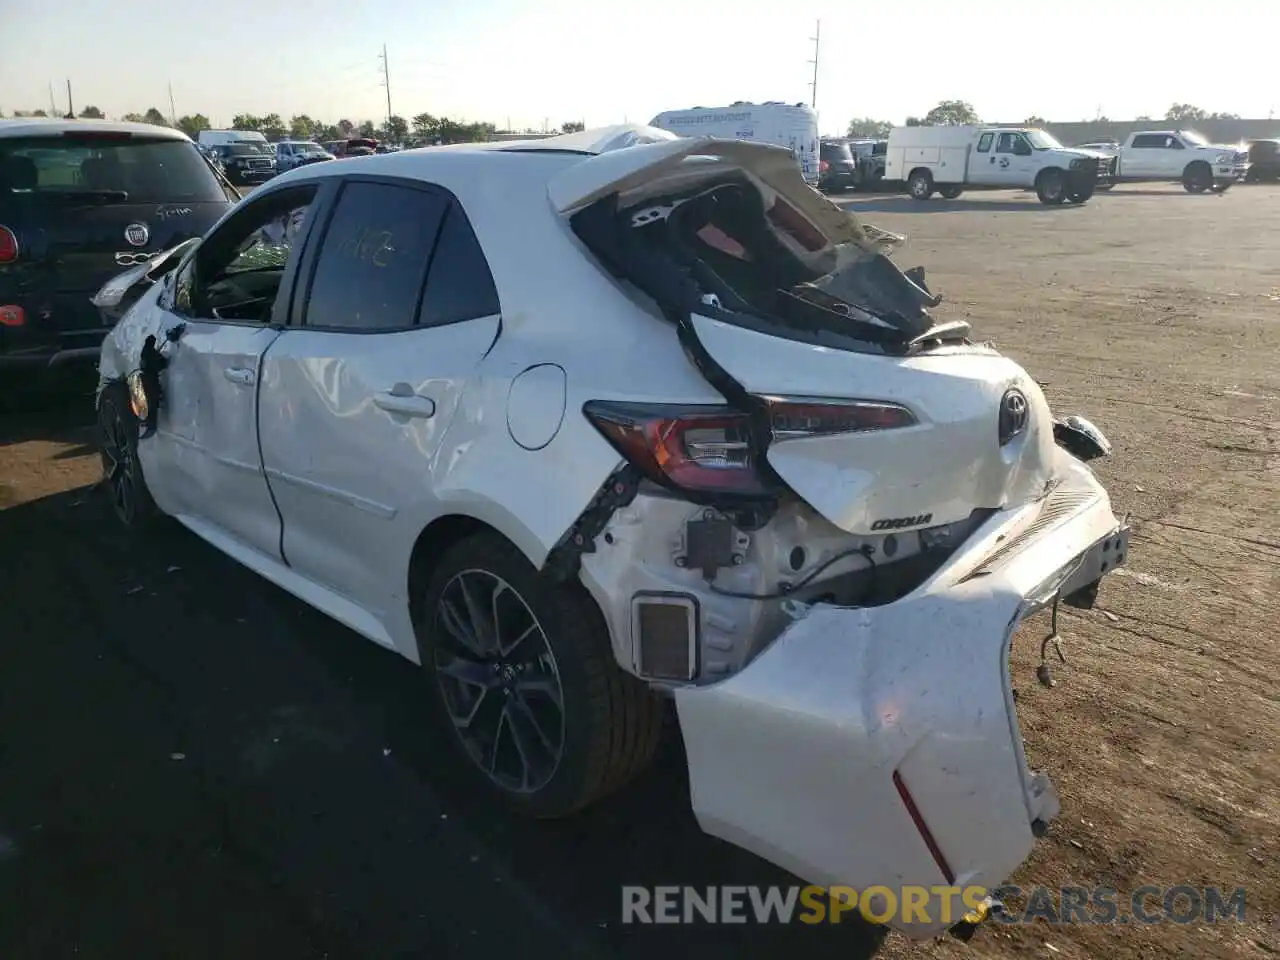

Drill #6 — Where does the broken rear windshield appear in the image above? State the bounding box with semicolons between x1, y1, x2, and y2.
0;135;226;204
574;174;945;349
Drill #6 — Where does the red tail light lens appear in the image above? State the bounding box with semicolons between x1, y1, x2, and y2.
584;401;770;496
0;305;25;327
759;396;917;440
0;226;18;264
820;159;830;173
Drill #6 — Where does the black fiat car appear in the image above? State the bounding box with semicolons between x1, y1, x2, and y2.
0;119;237;384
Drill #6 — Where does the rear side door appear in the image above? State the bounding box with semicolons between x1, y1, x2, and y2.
967;131;999;185
257;177;502;624
1122;134;1163;177
146;180;328;560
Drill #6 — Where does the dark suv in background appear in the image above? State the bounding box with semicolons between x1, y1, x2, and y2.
818;139;858;192
0;119;236;383
210;142;277;185
1245;139;1280;182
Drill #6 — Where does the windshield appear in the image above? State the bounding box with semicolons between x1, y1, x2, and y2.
0;135;227;203
1180;130;1208;146
1025;129;1063;150
296;143;326;154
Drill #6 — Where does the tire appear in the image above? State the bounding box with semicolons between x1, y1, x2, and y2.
415;531;663;818
1182;162;1212;194
1035;169;1067;205
1067;182;1096;203
907;169;934;200
97;380;159;529
1095;181;1115;191
1211;181;1232;194
938;184;963;200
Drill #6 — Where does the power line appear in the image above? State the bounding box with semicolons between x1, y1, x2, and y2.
807;20;820;109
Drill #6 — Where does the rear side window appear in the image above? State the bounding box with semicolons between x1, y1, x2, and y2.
0;135;226;203
976;133;994;153
418;202;501;327
305;180;449;331
1130;135;1163;148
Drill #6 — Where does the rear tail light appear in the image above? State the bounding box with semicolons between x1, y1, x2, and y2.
820;159;830;173
584;400;768;497
0;226;18;263
584;396;917;499
759;396;917;440
0;305;25;327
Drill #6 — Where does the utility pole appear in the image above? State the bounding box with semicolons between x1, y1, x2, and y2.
65;79;74;118
378;44;392;130
168;82;177;125
48;82;57;116
808;20;820;109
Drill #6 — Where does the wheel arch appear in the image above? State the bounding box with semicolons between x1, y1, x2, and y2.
1035;165;1065;185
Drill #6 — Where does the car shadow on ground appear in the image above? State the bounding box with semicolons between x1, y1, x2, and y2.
841;194;1086;214
0;467;890;959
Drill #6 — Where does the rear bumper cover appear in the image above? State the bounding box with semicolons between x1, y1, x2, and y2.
674;454;1125;938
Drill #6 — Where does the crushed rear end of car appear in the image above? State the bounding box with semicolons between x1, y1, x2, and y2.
543;132;1129;937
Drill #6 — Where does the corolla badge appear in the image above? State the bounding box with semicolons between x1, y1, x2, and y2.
998;388;1029;446
124;223;150;247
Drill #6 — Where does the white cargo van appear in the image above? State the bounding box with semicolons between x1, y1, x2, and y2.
649;102;821;183
884;125;1115;205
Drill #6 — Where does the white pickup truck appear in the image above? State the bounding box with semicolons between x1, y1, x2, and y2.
1080;130;1249;193
885;125;1116;205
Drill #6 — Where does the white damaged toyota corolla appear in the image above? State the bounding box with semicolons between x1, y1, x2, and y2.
93;125;1127;940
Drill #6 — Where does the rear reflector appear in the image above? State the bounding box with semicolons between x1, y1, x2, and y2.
631;593;698;681
892;769;956;884
0;226;18;263
0;305;24;327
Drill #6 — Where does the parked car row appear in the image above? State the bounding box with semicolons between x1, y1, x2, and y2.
817;137;888;193
192;129;404;188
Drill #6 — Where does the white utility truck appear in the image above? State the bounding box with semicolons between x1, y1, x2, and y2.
649;102;821;184
1103;130;1249;193
885;125;1116;205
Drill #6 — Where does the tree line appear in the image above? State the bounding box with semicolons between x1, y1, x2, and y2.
844;101;1246;139
1;100;1246;143
0;105;586;145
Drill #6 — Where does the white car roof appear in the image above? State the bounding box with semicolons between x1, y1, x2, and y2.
0;118;193;141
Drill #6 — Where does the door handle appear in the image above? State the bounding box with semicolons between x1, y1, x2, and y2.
374;391;436;418
224;367;255;386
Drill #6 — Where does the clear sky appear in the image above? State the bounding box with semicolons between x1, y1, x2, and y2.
2;0;1276;135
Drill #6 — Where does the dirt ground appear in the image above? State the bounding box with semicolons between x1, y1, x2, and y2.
1;182;1277;959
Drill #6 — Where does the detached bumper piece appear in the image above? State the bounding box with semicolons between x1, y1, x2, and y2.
674;457;1122;938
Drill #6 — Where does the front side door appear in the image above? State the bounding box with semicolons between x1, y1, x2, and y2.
150;180;326;560
990;132;1036;186
257;177;503;621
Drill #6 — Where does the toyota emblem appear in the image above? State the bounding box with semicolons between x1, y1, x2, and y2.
998;388;1029;445
124;223;150;247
